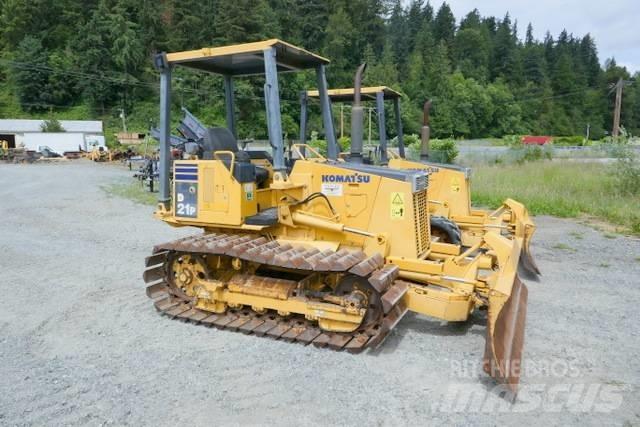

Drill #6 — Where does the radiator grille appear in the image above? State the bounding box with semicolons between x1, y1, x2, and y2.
413;190;430;256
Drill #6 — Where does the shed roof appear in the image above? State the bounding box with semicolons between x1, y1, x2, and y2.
306;86;402;102
165;39;329;76
0;119;103;134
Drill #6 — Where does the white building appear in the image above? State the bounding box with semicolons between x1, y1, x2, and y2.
0;119;105;154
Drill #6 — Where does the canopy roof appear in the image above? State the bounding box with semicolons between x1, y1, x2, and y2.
306;86;402;102
165;39;329;76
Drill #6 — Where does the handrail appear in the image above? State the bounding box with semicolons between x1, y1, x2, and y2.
213;150;236;176
292;143;326;161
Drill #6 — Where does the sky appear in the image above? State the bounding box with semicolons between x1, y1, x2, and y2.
427;0;640;73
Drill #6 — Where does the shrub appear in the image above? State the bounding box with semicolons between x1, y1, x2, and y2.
515;145;553;164
554;135;585;146
429;139;458;164
612;144;640;196
337;136;351;152
307;131;327;156
402;134;421;147
40;118;65;132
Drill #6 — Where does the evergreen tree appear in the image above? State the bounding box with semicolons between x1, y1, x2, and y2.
433;2;455;49
11;36;49;111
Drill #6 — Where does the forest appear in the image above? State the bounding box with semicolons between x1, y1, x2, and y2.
1;0;639;142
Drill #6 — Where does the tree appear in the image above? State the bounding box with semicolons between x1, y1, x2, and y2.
323;6;355;86
387;0;409;74
454;27;490;82
366;40;398;86
433;2;455;47
12;36;49;111
296;0;329;49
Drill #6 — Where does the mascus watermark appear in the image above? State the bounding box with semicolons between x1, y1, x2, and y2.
431;359;626;413
433;383;625;413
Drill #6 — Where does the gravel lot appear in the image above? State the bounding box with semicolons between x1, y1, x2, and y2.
1;161;639;426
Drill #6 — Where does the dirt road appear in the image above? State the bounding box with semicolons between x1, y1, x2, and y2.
1;162;638;426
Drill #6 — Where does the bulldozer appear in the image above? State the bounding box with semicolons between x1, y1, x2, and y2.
143;40;528;394
301;76;539;277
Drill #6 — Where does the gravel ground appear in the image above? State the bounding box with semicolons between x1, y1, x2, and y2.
0;161;639;426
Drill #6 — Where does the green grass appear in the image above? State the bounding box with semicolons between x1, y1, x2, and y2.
569;231;584;239
102;182;157;205
552;243;575;252
471;161;640;234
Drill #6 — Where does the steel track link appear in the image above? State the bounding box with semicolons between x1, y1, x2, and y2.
143;233;409;353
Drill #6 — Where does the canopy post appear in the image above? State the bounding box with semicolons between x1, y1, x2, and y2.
376;91;388;165
316;65;338;160
154;53;172;209
394;97;405;159
263;47;285;174
223;75;237;138
299;91;308;144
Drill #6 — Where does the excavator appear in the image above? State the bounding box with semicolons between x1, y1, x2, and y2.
143;40;528;394
301;72;539;278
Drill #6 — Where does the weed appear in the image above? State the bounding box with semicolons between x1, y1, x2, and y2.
598;262;611;268
102;183;157;205
569;231;584;240
603;233;617;239
552;243;574;251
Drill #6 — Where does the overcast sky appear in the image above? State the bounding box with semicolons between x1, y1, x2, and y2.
427;0;639;73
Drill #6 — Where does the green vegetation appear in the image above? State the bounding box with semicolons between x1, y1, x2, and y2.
40;118;65;132
569;231;584;240
471;161;640;234
552;243;575;252
0;1;638;144
102;183;157;205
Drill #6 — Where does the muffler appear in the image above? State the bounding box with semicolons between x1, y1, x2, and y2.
350;63;367;164
420;100;432;160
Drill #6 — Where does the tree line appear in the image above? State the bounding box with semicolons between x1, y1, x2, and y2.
1;0;638;140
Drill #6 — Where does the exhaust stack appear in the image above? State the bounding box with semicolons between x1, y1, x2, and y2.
350;63;367;163
420;100;432;160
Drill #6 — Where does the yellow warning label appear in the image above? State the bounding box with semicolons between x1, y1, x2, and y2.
390;192;405;219
451;177;461;193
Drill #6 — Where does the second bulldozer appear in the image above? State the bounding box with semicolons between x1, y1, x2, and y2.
301;76;539;277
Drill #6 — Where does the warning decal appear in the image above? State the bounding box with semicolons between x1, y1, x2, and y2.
321;183;343;197
390;192;405;219
451;177;461;193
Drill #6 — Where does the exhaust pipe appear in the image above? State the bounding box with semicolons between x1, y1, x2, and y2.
350;63;367;164
420;100;432;160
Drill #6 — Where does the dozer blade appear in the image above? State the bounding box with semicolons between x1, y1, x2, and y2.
484;276;528;395
503;198;540;278
518;238;541;279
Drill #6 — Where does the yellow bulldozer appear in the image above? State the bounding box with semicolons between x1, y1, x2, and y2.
302;76;539;278
143;40;528;394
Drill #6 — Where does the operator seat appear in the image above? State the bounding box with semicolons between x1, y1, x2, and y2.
202;127;269;185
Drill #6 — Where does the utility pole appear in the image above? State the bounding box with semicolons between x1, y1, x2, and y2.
586;123;590;142
611;78;632;137
119;108;128;134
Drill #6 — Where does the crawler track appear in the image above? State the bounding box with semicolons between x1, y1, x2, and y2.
143;233;410;353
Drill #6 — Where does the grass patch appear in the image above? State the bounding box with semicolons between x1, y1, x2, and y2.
471;161;640;234
102;182;157;205
569;231;584;239
552;243;575;252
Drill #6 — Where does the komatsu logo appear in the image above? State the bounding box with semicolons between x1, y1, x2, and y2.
321;174;370;183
